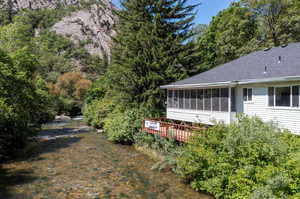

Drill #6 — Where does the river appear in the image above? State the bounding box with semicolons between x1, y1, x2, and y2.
0;119;212;199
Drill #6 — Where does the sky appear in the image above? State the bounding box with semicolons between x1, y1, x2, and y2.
111;0;237;25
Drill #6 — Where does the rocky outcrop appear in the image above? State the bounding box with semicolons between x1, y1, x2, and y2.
51;1;117;60
3;0;80;11
2;0;117;60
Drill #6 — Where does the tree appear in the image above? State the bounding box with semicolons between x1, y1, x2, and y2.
106;0;199;110
197;2;259;71
0;49;54;160
242;0;300;46
190;24;208;43
0;0;15;25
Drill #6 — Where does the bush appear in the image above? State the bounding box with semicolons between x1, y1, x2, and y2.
176;115;300;199
104;108;144;144
83;98;114;129
135;131;184;171
0;49;52;160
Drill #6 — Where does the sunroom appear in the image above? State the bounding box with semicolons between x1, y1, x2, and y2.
166;87;237;125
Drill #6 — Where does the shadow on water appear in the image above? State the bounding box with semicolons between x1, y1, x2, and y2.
37;136;82;155
0;167;37;199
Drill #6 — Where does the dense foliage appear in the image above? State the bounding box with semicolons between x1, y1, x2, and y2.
176;116;300;199
0;49;55;160
196;0;300;71
84;0;200;143
105;0;199;111
0;7;106;115
0;3;108;159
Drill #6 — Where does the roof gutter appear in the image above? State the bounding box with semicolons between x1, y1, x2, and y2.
238;76;300;85
160;81;238;89
161;75;300;89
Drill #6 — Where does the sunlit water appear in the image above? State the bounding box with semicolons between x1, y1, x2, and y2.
0;118;212;199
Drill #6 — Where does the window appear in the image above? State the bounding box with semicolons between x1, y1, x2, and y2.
221;88;229;112
174;90;179;108
231;88;236;112
268;86;300;108
191;90;197;109
167;90;173;108
212;88;220;111
243;88;253;101
292;86;299;107
204;89;212;111
197;89;204;110
179;90;184;109
268;87;274;106
184;90;191;109
276;87;290;107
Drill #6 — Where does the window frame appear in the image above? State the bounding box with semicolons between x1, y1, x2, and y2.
167;87;231;113
268;86;300;108
243;88;253;102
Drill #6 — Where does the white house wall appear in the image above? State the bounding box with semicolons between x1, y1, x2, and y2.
167;108;230;125
236;82;300;135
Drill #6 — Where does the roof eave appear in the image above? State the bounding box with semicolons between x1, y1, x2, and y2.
160;81;237;89
161;75;300;89
238;75;300;85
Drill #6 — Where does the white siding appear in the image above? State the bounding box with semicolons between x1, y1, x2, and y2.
236;82;300;135
167;108;230;125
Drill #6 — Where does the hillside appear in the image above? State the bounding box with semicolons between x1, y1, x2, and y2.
1;0;117;59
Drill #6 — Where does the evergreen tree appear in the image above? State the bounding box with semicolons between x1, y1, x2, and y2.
106;0;199;110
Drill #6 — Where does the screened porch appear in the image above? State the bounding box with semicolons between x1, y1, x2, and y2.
166;87;237;125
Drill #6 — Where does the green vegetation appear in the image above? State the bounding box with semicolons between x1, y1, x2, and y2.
84;0;199;142
1;0;300;197
0;49;55;160
176;116;300;199
0;4;107;159
197;0;300;71
0;7;106;116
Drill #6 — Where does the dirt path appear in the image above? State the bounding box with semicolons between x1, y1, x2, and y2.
0;121;211;199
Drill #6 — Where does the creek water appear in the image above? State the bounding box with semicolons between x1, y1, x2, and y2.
0;119;212;199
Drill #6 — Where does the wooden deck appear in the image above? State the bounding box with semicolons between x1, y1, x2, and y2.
142;118;206;142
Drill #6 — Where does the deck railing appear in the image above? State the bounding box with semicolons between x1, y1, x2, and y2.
142;118;206;142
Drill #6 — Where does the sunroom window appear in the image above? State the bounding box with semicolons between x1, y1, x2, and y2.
191;90;197;109
167;88;232;112
197;89;204;110
184;90;191;109
204;89;212;111
167;90;173;108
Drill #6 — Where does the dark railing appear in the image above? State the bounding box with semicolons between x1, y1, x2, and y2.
142;118;206;142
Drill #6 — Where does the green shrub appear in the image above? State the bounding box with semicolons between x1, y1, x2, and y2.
83;98;114;128
0;49;52;160
104;108;144;144
176;115;300;199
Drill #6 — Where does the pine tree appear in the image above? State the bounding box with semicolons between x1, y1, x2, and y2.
105;0;199;110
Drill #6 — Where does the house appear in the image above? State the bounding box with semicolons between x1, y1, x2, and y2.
161;42;300;135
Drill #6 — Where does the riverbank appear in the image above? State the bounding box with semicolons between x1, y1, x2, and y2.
0;120;210;199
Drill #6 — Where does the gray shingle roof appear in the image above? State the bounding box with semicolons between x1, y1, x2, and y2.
162;42;300;88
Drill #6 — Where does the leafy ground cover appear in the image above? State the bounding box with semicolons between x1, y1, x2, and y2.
0;121;210;199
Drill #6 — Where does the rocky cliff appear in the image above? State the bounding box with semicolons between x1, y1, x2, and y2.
2;0;117;60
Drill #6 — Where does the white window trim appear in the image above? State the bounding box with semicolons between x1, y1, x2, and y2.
170;88;231;113
243;88;253;102
268;86;300;109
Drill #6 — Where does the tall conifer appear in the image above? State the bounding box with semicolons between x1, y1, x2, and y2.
106;0;199;110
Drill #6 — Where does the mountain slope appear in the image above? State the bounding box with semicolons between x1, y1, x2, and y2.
1;0;117;60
